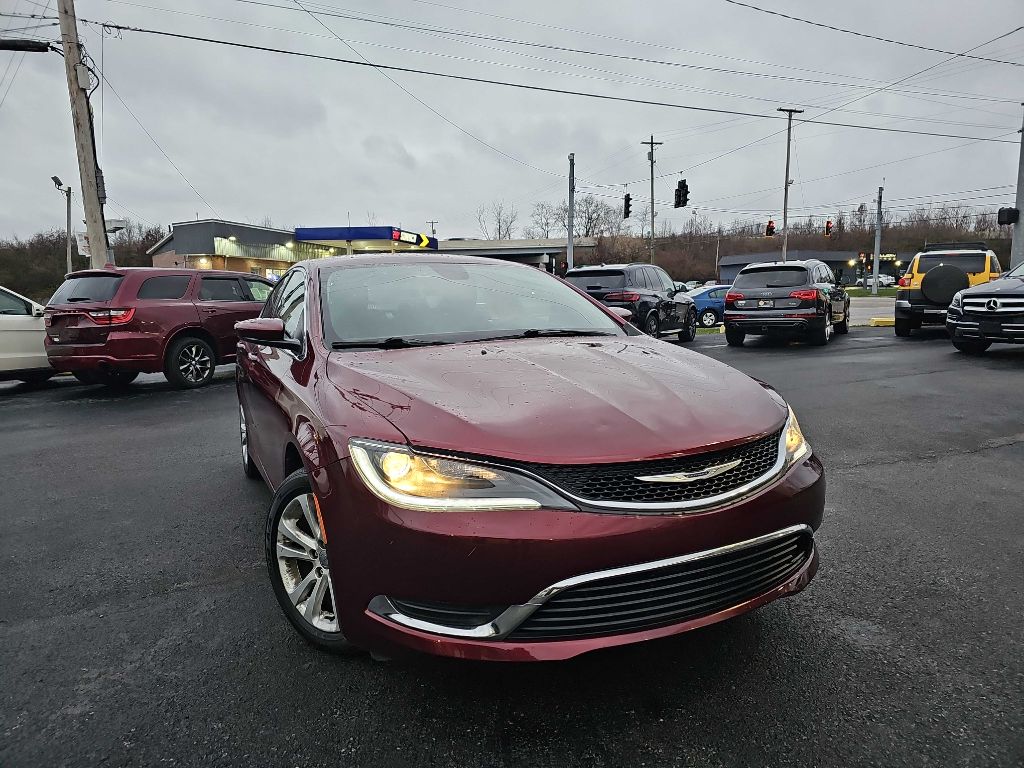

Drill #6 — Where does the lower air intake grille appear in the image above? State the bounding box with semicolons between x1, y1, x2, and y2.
506;529;812;641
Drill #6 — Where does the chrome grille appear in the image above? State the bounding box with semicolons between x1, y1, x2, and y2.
509;429;783;505
507;528;812;641
963;297;1024;314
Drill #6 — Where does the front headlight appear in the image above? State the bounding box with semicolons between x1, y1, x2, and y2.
349;439;575;512
784;406;811;467
950;291;964;310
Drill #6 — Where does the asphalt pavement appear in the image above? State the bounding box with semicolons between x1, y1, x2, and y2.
2;329;1022;768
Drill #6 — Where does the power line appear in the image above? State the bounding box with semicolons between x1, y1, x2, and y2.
77;18;1020;146
722;0;1024;67
205;0;1019;105
87;2;1018;128
98;71;222;217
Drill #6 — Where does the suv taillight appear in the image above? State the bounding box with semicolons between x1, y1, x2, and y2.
898;276;911;287
604;291;640;302
725;291;744;302
789;289;819;301
86;308;135;325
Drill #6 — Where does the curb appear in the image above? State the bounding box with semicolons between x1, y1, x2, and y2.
869;317;895;327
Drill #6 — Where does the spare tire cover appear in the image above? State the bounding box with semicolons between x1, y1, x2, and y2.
920;264;970;305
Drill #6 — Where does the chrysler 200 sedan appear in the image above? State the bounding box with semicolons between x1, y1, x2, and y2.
235;254;825;662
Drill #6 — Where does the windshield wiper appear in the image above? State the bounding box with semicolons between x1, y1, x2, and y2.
331;337;449;349
479;329;617;341
65;297;97;302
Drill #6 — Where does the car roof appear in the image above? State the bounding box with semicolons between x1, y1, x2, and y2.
66;267;265;279
739;260;814;270
564;263;634;271
297;252;543;271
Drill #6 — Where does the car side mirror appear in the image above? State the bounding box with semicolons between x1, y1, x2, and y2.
32;306;44;317
608;306;633;321
236;317;301;350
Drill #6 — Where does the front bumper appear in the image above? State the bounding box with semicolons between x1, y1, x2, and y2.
946;311;1024;344
315;452;825;661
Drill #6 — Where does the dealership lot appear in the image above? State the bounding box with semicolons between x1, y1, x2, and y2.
1;329;1021;767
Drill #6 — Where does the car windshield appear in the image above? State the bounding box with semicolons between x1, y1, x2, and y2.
320;261;623;345
564;270;627;289
733;267;808;289
48;274;123;304
1005;262;1024;279
917;253;988;273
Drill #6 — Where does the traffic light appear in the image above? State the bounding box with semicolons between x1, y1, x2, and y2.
825;219;833;238
674;179;689;208
623;193;632;219
765;219;776;237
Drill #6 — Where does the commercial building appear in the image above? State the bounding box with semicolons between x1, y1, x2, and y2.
148;219;595;276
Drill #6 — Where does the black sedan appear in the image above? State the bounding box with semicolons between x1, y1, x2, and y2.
564;263;697;342
946;260;1024;354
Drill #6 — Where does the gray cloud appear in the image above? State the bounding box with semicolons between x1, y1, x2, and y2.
1;0;1021;241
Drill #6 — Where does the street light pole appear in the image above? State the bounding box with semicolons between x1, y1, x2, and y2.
641;135;663;263
51;176;73;274
567;153;575;271
778;108;803;263
1010;103;1024;270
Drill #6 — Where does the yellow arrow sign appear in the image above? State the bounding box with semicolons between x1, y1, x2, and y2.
419;233;429;247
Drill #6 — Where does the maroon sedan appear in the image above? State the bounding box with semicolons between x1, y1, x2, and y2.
236;255;824;662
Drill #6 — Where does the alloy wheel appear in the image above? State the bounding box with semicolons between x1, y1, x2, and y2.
645;314;659;336
825;314;833;342
239;405;249;467
701;310;717;327
276;493;339;633
178;343;212;384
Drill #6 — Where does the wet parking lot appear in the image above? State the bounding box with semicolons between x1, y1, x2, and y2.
1;328;1022;767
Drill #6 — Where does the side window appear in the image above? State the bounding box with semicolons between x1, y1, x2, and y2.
641;267;658;291
244;279;273;303
199;277;247;302
262;271;300;318
710;288;725;299
654;267;674;292
277;274;306;341
0;289;30;315
136;275;191;300
990;255;1002;274
630;269;649;289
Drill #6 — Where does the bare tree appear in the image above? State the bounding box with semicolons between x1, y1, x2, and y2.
476;201;519;239
524;201;561;238
555;195;625;238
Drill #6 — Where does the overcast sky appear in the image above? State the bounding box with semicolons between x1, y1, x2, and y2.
1;0;1022;240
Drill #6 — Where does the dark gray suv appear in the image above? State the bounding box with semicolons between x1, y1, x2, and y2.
723;260;850;347
564;263;697;342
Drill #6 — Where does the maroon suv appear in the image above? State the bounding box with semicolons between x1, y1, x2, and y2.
236;254;825;662
45;267;273;388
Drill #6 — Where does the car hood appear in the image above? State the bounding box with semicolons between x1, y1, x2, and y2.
961;276;1024;296
324;337;786;464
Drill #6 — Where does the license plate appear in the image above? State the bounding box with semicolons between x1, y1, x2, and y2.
757;299;774;308
980;320;1002;336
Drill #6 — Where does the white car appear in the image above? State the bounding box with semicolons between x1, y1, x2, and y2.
0;285;53;385
855;275;895;288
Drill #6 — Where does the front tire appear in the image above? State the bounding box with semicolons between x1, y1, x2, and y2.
725;326;745;347
952;340;991;355
266;469;357;655
699;309;718;328
835;304;850;334
678;308;698;343
165;336;216;389
644;312;660;337
240;404;261;479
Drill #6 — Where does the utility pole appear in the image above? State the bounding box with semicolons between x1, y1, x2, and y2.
57;0;109;269
715;235;721;281
426;220;438;237
872;185;884;297
566;153;575;270
778;108;803;263
641;135;663;263
1011;103;1024;270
